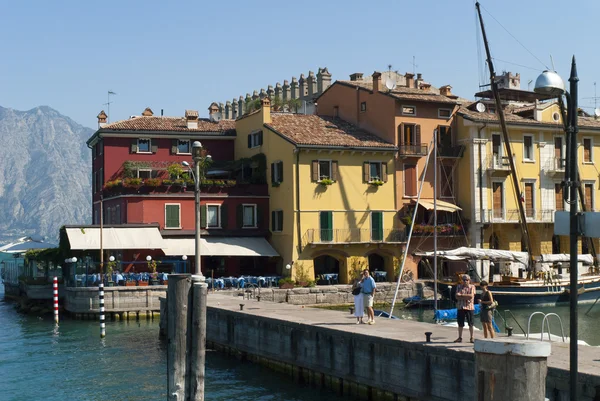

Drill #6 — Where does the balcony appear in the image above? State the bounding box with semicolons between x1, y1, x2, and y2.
486;154;511;176
408;223;467;237
477;209;554;223
398;144;428;158
545;157;565;176
102;178;269;197
302;228;406;247
438;145;465;158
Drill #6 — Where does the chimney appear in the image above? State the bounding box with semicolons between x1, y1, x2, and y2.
260;97;271;123
142;107;154;116
439;85;453;97
186;109;199;129
290;77;299;99
252;90;259;100
97;110;107;128
238;96;245;115
299;74;306;99
307;71;317;98
208;102;219;118
267;85;275;99
405;73;415;88
317;67;332;93
349;72;364;81
274;82;282;100
420;82;432;91
225;101;232;119
372;71;382;92
232;98;238;119
282;80;290;101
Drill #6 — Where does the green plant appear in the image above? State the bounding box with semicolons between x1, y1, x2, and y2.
104;180;122;189
123;161;151;178
145;178;161;187
306;280;316;287
245;98;262;113
106;259;118;280
286;98;302;113
271;96;284;111
124;178;142;187
400;215;412;227
272;181;281;187
319;178;334;186
173;178;186;186
348;257;367;281
278;277;295;286
294;262;310;284
393;256;403;280
370;180;384;186
167;163;185;179
163;179;173;185
147;259;159;279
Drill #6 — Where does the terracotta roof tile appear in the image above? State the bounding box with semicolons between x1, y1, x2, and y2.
337;80;458;104
100;116;235;134
457;107;600;129
266;114;396;149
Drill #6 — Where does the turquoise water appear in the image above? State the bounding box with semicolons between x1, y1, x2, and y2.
0;285;345;401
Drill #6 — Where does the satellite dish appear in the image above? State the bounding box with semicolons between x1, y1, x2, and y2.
476;102;486;113
210;112;222;122
385;78;397;90
594;108;600;117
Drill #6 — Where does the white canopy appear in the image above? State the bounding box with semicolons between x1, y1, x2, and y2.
162;237;279;257
538;253;594;265
416;246;529;266
0;236;57;254
65;227;165;250
417;199;462;213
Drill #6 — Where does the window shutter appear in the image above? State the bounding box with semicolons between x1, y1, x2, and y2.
279;210;284;231
221;205;228;229
331;161;338;181
200;205;207;228
171;140;178;154
415;125;421;145
382;162;388;182
247;135;252;148
363;162;370;183
92;146;96;159
311;160;319;182
236;204;243;228
271;163;275;184
398;124;403;145
271;211;276;231
257;205;264;228
278;161;283;183
151;143;158;153
131;139;138;153
258;130;263;145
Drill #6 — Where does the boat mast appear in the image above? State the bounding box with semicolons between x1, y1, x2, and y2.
475;2;535;270
434;129;438;314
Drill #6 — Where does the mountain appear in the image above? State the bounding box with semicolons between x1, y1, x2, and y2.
0;106;93;245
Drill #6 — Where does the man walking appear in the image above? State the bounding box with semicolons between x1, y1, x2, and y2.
454;274;475;343
361;269;377;324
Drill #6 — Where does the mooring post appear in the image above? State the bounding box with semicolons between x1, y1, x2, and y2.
475;338;551;401
53;276;59;324
187;275;208;400
99;282;105;338
167;274;191;401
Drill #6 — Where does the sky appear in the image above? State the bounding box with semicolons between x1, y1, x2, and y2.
1;0;600;129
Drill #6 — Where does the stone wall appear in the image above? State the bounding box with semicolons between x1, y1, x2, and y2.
64;286;166;314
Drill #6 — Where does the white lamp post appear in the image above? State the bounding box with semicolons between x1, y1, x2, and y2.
109;256;115;262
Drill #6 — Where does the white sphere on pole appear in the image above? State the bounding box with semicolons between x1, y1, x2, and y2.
182;255;188;261
71;257;77;263
146;255;152;261
285;264;291;270
109;256;115;262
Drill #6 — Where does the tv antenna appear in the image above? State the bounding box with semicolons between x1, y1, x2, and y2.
582;82;600;112
104;91;117;123
411;56;418;74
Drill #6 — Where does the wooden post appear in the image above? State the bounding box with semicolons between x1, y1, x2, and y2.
187;276;208;400
167;274;191;400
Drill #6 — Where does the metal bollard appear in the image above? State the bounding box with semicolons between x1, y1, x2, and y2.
349;307;355;315
257;296;261;302
239;304;245;311
425;332;433;343
507;326;513;336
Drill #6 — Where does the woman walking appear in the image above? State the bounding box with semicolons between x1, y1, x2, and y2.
479;280;495;339
352;278;364;324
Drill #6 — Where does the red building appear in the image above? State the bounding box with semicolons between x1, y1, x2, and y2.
85;107;278;276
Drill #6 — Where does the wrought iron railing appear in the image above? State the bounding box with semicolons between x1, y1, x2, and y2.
398;144;428;156
302;228;406;247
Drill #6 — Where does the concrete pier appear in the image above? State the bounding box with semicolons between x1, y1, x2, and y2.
64;286;165;316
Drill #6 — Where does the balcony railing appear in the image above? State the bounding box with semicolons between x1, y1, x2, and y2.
302;228;406;247
398;144;428;157
438;145;465;158
546;157;565;174
486;154;511;174
408;224;467;237
477;209;555;223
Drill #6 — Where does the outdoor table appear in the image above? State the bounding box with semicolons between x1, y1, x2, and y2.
322;273;339;285
374;271;387;282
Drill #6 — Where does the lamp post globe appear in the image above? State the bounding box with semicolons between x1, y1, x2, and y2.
182;255;188;261
146;255;152;262
534;70;566;97
71;257;77;263
285;264;291;270
192;141;203;159
182;161;190;167
109;256;115;262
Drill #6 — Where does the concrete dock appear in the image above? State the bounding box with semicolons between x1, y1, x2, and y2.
203;292;600;401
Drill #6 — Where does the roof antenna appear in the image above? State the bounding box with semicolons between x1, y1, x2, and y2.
411;56;418;74
161;109;164;117
550;54;556;71
527;80;533;91
104;91;117;123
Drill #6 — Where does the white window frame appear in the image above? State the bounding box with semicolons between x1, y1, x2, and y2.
164;203;181;229
177;139;191;155
522;179;536;220
273;160;283;183
360;102;367;112
402;163;418;198
522;134;535;162
491;179;505;221
583;181;595;211
583;137;593;164
368;161;382;182
438;108;451;119
250;132;261;148
402;105;416;116
206;204;221;228
137;169;153;179
317;159;332;181
272;209;283;232
137;138;152;154
242;204;257;228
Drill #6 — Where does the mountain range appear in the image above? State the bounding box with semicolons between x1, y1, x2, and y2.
0;106;93;245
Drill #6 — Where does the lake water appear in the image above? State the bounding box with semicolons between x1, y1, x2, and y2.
0;285;345;401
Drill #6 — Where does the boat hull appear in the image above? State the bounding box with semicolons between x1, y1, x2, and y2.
489;279;600;307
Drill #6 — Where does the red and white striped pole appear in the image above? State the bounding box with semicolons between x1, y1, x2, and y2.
53;276;59;324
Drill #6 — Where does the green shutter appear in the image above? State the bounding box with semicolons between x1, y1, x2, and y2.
236;204;243;228
257;205;263;228
200;205;207;228
221;205;228;229
166;205;180;228
320;211;332;241
371;212;383;241
278;161;283;183
271;163;275;184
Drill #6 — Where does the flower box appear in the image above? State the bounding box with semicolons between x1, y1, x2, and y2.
137;280;149;287
125;281;136;287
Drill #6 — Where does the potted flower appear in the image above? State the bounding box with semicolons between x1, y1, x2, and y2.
105;258;117;287
148;259;160;286
370;179;384;187
278;277;295;289
319;178;334;186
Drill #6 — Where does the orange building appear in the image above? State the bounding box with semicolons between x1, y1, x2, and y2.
317;72;468;278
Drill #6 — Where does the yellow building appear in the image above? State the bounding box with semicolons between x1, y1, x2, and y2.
456;98;600;265
235;98;403;284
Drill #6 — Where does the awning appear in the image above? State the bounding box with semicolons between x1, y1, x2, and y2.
0;237;57;254
162;237;280;257
65;227;165;250
416;199;462;213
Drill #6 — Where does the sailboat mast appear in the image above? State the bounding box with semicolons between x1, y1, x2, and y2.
434;129;438;314
475;2;535;270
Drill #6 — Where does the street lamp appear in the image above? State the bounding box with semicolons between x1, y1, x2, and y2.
534;57;579;401
109;256;115;262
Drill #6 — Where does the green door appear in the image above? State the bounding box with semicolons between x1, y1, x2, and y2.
371;211;383;241
320;211;333;242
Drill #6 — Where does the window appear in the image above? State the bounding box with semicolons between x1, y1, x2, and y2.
438;126;452;149
177;139;190;154
438;108;451;118
137;169;152;179
555;183;564;211
312;160;338;182
360;102;367;112
207;205;220;228
137;138;151;153
271;161;283;184
248;131;263;148
524;182;535;218
404;164;417;197
371;211;383;241
583;138;592;163
584;183;594;210
402;105;416;116
403;124;416;145
319;211;333;241
242;205;257;228
363;161;387;183
523;135;534;161
271;210;283;232
333;106;339;118
492;182;504;219
165;204;181;229
319;160;331;180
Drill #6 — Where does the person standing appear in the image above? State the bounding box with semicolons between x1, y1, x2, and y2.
361;270;377;325
454;274;475;343
352;278;364;324
479;280;495;339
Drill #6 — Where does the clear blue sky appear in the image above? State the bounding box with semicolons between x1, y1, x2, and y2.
1;0;599;129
